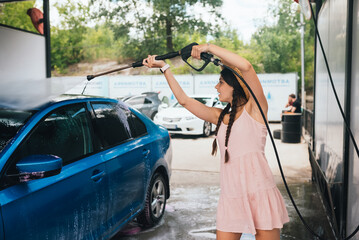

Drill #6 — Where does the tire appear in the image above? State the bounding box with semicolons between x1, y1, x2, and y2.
137;173;167;227
150;111;158;120
203;121;212;137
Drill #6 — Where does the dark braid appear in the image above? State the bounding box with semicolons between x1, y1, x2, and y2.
224;93;239;162
211;68;249;162
211;104;231;156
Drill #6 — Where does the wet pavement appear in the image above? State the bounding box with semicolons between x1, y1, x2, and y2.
112;124;336;240
113;171;335;240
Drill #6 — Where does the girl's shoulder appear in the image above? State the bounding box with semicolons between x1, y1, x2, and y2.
245;97;268;124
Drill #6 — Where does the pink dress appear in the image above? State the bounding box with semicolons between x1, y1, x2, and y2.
216;106;289;235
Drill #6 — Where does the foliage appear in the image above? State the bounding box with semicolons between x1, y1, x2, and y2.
82;25;121;61
49;0;316;96
251;0;315;93
92;0;224;59
252;0;301;73
0;1;37;32
51;1;90;73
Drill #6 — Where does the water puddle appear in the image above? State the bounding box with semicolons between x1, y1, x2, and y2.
189;227;256;239
189;227;217;239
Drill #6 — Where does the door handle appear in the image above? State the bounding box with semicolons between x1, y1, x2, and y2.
142;149;150;156
91;170;105;182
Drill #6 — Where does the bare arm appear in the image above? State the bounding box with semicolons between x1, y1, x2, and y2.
191;44;268;114
142;55;221;124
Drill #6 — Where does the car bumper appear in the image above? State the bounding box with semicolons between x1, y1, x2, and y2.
154;119;205;135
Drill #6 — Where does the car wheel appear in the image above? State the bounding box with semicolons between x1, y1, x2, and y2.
203;121;212;137
150;111;158;120
137;172;167;227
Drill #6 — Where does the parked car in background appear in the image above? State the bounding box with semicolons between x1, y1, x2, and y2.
118;95;134;102
154;95;225;137
0;95;172;240
123;92;164;120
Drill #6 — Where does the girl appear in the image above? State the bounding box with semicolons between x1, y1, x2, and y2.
142;43;289;240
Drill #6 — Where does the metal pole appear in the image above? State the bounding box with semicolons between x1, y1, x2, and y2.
43;0;51;78
301;13;306;109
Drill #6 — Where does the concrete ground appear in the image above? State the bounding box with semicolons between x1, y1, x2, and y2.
113;124;335;240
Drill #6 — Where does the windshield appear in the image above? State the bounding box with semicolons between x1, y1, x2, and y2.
0;109;34;153
173;97;212;108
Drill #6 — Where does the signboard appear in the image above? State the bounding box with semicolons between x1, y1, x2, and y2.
109;75;151;98
258;73;298;121
63;73;297;121
66;76;109;97
194;74;219;95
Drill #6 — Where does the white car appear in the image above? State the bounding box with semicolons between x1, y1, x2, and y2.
154;95;225;136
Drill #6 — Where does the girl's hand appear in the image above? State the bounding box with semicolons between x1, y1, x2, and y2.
191;43;210;60
142;55;166;68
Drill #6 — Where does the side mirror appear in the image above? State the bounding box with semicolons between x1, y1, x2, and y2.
10;155;62;183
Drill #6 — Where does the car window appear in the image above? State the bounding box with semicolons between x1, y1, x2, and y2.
126;96;145;105
173;102;184;108
129;113;147;137
144;98;152;104
173;97;211;108
10;104;93;168
92;103;131;148
0;109;34;153
194;97;211;106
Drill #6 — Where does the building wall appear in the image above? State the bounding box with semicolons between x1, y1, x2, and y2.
314;0;347;234
0;26;46;81
347;0;359;237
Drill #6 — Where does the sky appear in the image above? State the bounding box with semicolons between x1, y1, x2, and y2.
221;0;271;43
50;0;272;43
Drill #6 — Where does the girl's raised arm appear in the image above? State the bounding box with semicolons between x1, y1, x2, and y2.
143;55;221;124
191;44;268;114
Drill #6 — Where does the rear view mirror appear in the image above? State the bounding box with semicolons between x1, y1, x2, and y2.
9;155;62;183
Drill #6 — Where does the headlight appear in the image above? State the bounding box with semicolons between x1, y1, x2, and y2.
185;116;196;120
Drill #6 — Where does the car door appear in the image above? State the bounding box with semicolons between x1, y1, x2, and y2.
0;103;109;239
90;102;148;234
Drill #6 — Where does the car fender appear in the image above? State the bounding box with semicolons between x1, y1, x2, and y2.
0;206;4;240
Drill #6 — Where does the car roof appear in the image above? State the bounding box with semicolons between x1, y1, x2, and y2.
32;94;115;111
141;91;159;96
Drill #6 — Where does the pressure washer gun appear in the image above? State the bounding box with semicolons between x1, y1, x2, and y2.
86;42;221;81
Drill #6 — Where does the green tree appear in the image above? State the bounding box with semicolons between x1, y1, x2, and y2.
251;0;315;94
0;1;37;32
93;0;224;59
82;25;120;61
252;0;301;73
51;0;90;73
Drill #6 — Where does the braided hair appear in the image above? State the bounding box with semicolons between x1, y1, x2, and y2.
211;68;249;162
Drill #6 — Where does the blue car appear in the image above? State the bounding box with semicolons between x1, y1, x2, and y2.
0;95;172;239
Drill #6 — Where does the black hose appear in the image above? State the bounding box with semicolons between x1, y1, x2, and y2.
221;63;325;240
